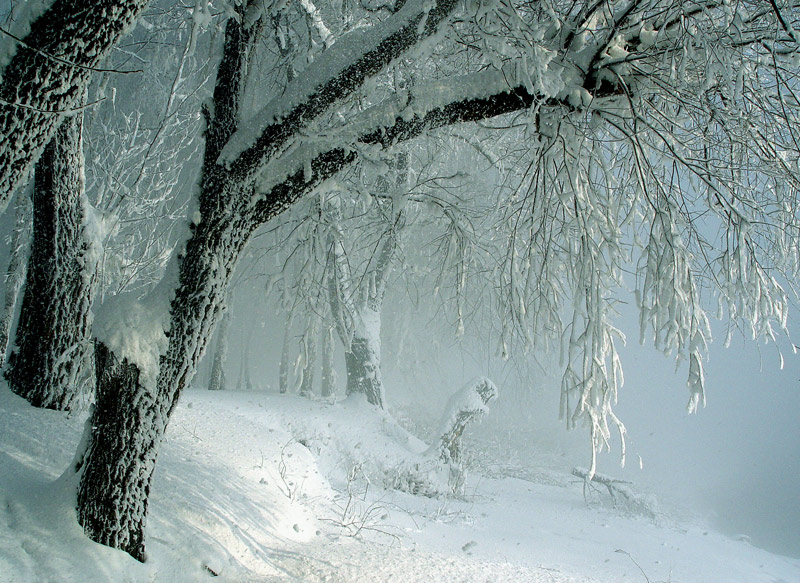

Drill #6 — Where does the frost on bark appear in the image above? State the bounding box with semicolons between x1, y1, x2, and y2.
344;327;385;407
326;159;406;409
0;190;32;368
208;304;232;391
75;8;264;560
5;111;98;411
0;0;151;208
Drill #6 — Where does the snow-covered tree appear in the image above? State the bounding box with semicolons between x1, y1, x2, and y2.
5;110;98;410
2;1;208;411
5;0;793;561
0;0;151;208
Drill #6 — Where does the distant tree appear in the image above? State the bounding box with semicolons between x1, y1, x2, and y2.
0;189;31;367
208;300;232;392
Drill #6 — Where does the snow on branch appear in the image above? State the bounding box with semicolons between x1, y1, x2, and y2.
217;0;462;174
246;61;579;224
0;0;151;210
572;467;658;520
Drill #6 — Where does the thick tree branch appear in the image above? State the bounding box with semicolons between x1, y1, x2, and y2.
249;74;544;224
218;0;461;178
0;0;151;209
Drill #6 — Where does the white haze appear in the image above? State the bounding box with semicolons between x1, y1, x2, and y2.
210;276;800;560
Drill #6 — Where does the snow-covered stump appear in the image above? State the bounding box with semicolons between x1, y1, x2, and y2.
6;112;98;411
428;377;498;494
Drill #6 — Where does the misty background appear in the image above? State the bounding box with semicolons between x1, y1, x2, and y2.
196;269;800;559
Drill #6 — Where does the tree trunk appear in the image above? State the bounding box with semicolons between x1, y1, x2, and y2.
299;315;318;398
279;309;294;394
208;305;232;391
6;112;98;411
77;199;257;561
74;5;267;557
237;322;254;391
344;315;384;408
0;191;32;368
320;324;335;398
75;341;152;561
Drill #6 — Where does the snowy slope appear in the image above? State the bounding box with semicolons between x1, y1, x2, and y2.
1;384;798;583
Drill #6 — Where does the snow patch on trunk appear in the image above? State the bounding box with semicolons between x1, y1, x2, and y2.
93;258;178;390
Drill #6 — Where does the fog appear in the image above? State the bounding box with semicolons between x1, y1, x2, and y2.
615;323;800;559
208;275;800;560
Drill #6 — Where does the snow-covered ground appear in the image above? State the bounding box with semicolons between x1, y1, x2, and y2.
1;384;798;583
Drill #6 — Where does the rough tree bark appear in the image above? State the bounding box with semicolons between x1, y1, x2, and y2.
0;0;151;208
5;111;98;411
0;191;32;367
77;203;257;561
75;9;264;560
344;324;385;407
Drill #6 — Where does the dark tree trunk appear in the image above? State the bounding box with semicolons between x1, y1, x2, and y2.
0;191;32;368
0;0;151;208
75;8;264;560
344;329;384;408
6;112;98;411
77;198;257;561
76;342;152;561
208;305;232;391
